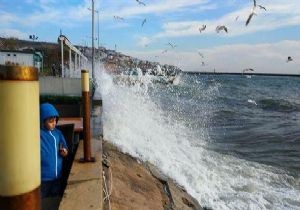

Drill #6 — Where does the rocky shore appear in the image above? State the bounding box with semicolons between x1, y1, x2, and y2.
102;140;203;210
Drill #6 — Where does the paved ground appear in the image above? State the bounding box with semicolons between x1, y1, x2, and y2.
59;139;103;210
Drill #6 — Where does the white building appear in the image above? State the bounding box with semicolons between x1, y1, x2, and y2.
0;50;43;71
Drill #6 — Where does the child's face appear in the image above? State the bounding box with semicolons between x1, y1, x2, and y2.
44;117;57;130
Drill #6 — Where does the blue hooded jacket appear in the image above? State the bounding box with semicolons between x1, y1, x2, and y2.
40;103;68;181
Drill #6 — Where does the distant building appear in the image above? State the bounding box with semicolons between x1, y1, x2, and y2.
0;50;43;71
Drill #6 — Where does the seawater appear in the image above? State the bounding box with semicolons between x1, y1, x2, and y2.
96;70;300;210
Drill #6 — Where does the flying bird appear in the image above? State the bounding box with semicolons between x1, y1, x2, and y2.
246;0;257;26
216;25;228;33
198;52;204;58
141;18;147;27
114;16;124;21
258;5;267;11
245;12;256;26
199;25;206;33
287;56;293;62
201;61;205;66
167;42;177;48
162;49;168;54
235;16;239;21
136;0;146;6
243;68;254;73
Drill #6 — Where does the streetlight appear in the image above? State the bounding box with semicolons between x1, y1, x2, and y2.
88;7;100;59
89;0;98;104
89;0;95;82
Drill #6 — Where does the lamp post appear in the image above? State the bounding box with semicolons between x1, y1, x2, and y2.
91;0;95;81
89;1;100;103
97;10;100;59
88;6;100;62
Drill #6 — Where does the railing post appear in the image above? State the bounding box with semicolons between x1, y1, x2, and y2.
0;65;41;210
80;69;95;162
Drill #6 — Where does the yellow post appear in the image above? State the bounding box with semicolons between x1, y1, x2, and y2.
80;70;95;162
0;65;40;210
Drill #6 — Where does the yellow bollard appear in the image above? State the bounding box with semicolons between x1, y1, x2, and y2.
0;65;40;210
80;70;95;162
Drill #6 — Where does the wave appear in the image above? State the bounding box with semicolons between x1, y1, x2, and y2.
259;98;300;113
97;69;300;210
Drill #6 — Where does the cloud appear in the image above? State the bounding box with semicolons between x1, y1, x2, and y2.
0;0;215;28
0;28;28;39
99;0;215;20
20;8;61;26
137;36;153;47
154;0;300;38
124;40;300;74
0;12;19;25
0;0;92;27
107;22;131;29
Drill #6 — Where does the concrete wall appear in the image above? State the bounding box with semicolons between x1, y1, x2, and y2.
40;76;81;96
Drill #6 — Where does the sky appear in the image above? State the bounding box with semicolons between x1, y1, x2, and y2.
0;0;300;74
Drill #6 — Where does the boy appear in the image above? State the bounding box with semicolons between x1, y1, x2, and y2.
40;103;68;198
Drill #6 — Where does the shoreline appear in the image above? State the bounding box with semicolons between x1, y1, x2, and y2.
185;71;300;77
102;140;204;210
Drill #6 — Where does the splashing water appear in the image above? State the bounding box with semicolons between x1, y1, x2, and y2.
96;67;300;210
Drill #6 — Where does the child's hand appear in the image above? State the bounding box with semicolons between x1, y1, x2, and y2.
59;143;68;157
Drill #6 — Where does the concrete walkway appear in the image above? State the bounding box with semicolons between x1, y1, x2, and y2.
59;139;103;210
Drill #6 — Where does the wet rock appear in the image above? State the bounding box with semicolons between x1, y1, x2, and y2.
103;140;203;210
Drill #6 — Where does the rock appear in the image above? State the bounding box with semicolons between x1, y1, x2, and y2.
102;141;203;210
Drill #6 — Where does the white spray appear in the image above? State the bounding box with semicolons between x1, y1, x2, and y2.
95;66;300;210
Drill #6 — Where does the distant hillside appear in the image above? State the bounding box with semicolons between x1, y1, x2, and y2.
0;37;61;72
0;37;182;76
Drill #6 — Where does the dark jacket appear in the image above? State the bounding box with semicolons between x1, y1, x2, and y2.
40;103;68;181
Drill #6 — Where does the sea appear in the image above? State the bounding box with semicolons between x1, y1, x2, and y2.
96;70;300;210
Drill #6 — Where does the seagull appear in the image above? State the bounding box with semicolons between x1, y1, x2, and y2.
114;16;124;21
199;25;206;33
167;42;177;48
246;0;257;26
245;12;256;26
287;56;293;62
141;18;147;27
198;52;204;58
258;5;267;11
216;25;228;33
162;49;168;54
235;16;239;21
136;0;146;6
243;68;254;73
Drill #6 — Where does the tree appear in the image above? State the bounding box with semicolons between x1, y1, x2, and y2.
2;37;18;50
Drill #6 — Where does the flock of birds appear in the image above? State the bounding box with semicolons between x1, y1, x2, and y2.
114;0;147;26
112;0;294;73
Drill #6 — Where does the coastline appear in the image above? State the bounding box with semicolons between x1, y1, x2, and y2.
102;140;204;210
